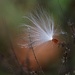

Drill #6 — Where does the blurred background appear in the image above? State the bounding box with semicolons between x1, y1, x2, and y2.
0;0;75;75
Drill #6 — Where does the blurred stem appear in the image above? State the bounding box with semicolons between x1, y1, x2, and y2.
4;22;25;75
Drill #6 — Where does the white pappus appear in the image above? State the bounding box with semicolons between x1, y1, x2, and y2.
18;9;65;48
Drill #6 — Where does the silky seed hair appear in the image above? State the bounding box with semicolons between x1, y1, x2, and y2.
18;8;64;48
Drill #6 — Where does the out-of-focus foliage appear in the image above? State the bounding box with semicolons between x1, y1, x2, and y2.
0;0;75;75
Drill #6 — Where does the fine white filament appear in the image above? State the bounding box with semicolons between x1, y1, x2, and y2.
18;9;63;48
